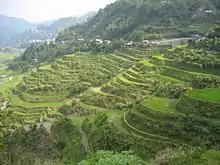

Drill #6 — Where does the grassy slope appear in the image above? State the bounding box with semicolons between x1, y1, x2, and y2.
142;98;179;114
188;88;220;102
140;60;155;67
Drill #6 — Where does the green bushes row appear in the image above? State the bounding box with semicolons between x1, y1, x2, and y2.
126;109;220;148
176;95;220;118
191;75;220;89
135;104;184;122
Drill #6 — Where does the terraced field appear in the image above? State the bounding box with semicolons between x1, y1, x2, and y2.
76;47;220;148
1;50;149;135
1;46;220;154
121;49;220;147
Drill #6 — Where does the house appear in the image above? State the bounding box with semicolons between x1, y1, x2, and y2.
104;40;111;44
77;38;85;41
206;10;212;13
142;40;150;44
61;41;67;44
126;41;134;46
191;35;205;41
96;39;103;44
29;39;43;43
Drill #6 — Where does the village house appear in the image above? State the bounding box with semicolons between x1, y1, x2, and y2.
126;41;134;46
142;40;150;44
95;39;103;44
104;40;111;44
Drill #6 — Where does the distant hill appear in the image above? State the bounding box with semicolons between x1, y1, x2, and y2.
1;11;96;48
0;15;36;45
57;0;220;41
0;15;35;33
38;11;97;34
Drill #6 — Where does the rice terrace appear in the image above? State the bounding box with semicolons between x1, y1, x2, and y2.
0;0;220;164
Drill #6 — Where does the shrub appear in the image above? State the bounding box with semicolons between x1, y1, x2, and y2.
192;75;220;89
78;150;145;165
166;83;191;99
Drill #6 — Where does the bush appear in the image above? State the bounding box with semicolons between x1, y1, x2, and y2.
78;150;145;165
192;76;220;89
165;83;191;99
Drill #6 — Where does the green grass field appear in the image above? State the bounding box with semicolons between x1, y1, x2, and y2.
142;98;179;113
189;88;220;102
153;54;171;61
140;60;155;67
65;53;76;57
39;64;52;71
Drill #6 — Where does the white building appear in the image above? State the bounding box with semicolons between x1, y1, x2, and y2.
77;38;85;41
96;39;103;44
142;40;150;44
126;41;134;46
104;40;111;44
29;39;43;43
206;10;213;13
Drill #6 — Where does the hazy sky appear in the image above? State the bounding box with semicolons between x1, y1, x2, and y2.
0;0;116;22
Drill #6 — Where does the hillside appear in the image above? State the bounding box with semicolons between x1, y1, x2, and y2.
0;27;219;164
57;0;220;41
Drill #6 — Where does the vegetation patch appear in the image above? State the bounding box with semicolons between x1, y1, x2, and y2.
188;88;220;102
142;98;179;114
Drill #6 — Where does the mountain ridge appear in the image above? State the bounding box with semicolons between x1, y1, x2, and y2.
57;0;220;41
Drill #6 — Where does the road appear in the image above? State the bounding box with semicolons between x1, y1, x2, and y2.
151;37;193;45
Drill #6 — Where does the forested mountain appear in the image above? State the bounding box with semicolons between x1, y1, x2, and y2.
57;0;220;41
0;15;36;45
1;12;96;48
